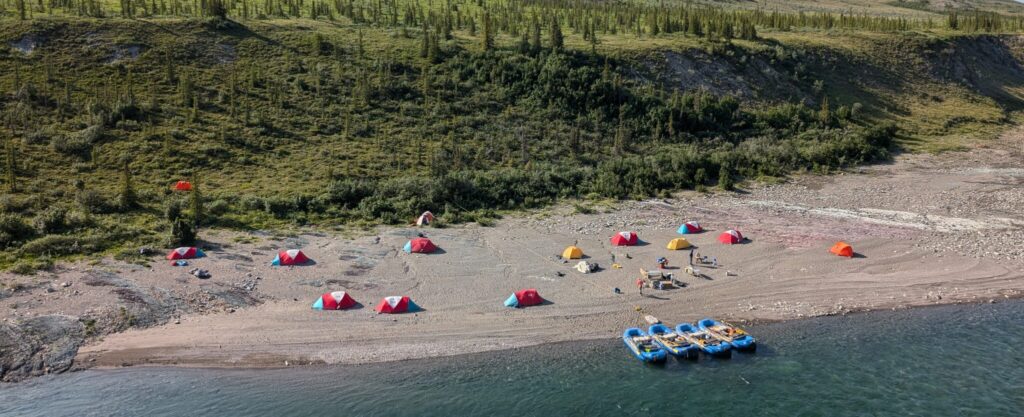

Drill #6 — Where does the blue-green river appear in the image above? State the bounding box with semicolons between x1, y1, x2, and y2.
3;301;1023;416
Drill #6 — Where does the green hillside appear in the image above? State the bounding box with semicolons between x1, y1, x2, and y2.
1;0;1023;272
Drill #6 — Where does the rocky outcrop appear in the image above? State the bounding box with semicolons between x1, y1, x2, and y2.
0;315;83;381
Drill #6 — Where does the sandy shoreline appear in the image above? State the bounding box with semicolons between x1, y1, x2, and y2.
4;134;1024;379
75;297;1024;374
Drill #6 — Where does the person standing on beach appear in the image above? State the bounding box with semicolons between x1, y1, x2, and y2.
689;248;694;266
636;278;644;296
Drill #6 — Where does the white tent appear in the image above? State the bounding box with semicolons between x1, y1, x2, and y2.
416;211;435;226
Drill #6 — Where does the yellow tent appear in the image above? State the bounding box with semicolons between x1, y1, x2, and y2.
666;238;691;250
562;246;583;259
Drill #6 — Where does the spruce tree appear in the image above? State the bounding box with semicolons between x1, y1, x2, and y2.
550;18;564;50
614;106;627;155
530;19;542;53
427;33;441;63
718;164;734;191
357;30;365;58
419;26;430;58
819;96;831;126
190;172;203;226
118;157;137;210
5;139;16;193
179;72;192;106
13;61;21;91
517;33;530;54
171;217;196;245
420;63;431;99
482;11;494;51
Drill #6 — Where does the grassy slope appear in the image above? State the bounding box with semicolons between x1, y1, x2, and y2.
761;29;1019;151
714;0;1024;16
0;6;1022;270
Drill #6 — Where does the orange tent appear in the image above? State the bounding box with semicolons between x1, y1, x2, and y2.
830;242;854;257
173;181;193;191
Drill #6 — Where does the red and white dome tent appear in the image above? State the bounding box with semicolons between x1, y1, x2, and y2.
718;229;744;244
312;291;357;310
272;249;311;266
167;246;205;260
610;231;639;246
375;296;420;314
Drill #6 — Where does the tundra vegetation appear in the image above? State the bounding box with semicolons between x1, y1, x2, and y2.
0;0;1022;271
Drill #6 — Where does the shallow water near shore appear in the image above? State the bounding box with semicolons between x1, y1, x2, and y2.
4;301;1024;417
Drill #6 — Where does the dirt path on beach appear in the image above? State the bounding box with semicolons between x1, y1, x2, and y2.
5;131;1024;373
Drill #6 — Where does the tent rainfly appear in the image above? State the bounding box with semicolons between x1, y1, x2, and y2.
272;249;310;266
167;246;205;260
562;246;583;259
173;181;193;191
718;230;744;244
416;211;435;226
504;289;544;308
312;291;357;310
404;238;437;254
677;221;703;234
375;296;419;314
610;231;639;246
666;238;691;250
830;242;854;257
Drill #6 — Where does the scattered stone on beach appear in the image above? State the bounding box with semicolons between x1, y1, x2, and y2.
190;269;211;279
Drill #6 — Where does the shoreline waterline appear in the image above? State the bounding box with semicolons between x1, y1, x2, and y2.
5;299;1023;417
72;295;1024;374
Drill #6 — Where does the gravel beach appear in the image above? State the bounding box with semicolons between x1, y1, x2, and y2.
3;132;1022;381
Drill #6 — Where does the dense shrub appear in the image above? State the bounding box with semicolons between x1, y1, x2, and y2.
20;235;92;255
76;190;114;214
170;218;196;245
206;199;231;216
0;214;35;248
33;206;69;235
165;199;186;221
52;125;104;157
51;134;93;157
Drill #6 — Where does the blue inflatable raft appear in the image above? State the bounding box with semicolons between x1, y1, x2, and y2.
623;328;667;363
648;324;699;359
675;323;731;357
698;318;756;351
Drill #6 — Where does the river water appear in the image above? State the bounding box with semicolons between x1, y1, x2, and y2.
3;301;1023;416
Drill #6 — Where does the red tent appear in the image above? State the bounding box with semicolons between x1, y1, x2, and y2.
312;291;357;310
375;296;419;314
273;249;310;266
830;242;854;257
167;246;204;260
508;289;543;308
173;181;193;191
404;238;437;254
718;229;744;244
610;231;639;246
